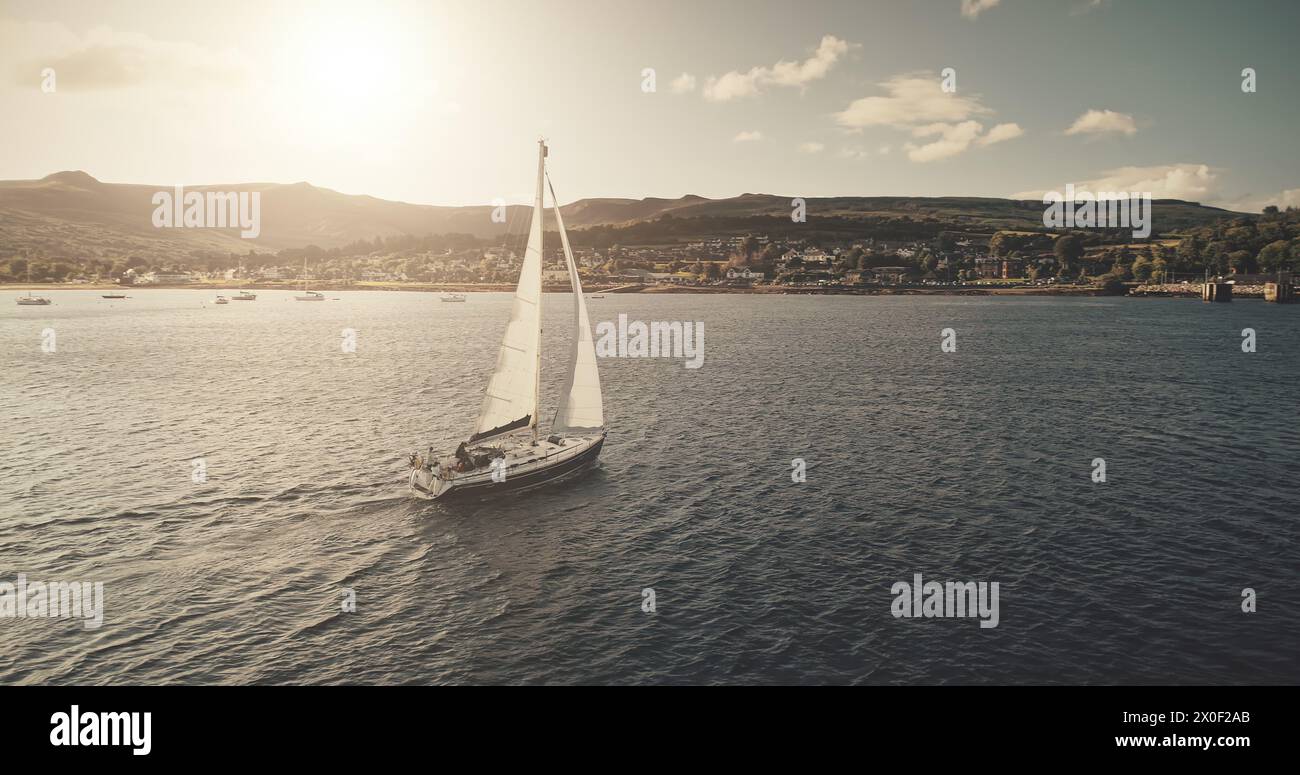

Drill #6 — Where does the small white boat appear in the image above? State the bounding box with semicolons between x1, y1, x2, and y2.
410;141;605;501
295;258;324;300
214;295;229;304
16;267;51;305
440;293;467;302
232;290;256;301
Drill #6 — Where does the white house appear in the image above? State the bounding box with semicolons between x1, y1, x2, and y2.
726;267;765;280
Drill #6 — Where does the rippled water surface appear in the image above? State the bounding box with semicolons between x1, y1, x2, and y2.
2;290;1297;684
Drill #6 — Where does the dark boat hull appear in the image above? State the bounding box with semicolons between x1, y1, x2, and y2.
418;435;605;501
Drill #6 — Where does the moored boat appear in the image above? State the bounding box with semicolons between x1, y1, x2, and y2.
295;258;324;300
16;266;51;305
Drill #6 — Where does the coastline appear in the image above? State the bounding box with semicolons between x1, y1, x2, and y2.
0;281;1273;298
0;281;1155;297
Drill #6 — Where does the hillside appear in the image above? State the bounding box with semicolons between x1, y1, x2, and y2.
0;171;1247;263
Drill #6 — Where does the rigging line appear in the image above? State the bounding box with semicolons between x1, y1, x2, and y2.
544;170;574;432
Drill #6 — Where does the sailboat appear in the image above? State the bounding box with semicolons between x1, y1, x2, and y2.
17;265;51;305
409;140;605;500
295;257;324;301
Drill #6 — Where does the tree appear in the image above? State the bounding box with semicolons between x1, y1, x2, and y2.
1053;234;1085;272
1176;234;1202;269
1131;256;1152;281
1202;241;1228;275
1256;240;1291;273
1100;275;1127;295
1150;257;1168;283
756;243;784;273
1227;250;1253;274
989;232;1010;257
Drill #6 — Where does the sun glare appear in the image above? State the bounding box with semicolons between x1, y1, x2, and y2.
270;8;428;148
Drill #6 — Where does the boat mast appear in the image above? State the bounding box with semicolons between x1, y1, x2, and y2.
532;138;547;444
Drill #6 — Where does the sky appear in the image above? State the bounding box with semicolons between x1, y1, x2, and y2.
1;0;1297;211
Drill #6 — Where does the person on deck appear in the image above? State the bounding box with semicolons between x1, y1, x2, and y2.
455;442;475;470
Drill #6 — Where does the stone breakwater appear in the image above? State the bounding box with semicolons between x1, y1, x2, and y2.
1133;282;1267;298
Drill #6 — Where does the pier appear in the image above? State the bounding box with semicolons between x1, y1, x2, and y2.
1264;281;1294;303
1202;283;1232;302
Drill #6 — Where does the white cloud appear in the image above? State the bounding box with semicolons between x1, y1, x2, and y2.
1087;163;1215;199
961;0;1002;19
835;73;990;129
0;19;251;90
1260;188;1300;209
1219;187;1300;213
733;130;763;142
977;122;1024;146
798;141;825;153
1065;109;1138;137
703;35;856;101
905;121;985;162
836;72;1023;162
670;73;696;94
839;144;894;160
1012;163;1219;201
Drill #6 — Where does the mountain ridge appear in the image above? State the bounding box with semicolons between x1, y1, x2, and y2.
0;171;1247;261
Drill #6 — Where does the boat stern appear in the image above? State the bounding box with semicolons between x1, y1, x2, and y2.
408;461;453;500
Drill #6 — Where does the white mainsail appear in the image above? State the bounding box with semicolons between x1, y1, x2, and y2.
471;140;546;442
548;175;605;434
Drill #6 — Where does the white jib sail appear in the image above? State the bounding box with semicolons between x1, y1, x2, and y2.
548;174;605;434
472;141;546;442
